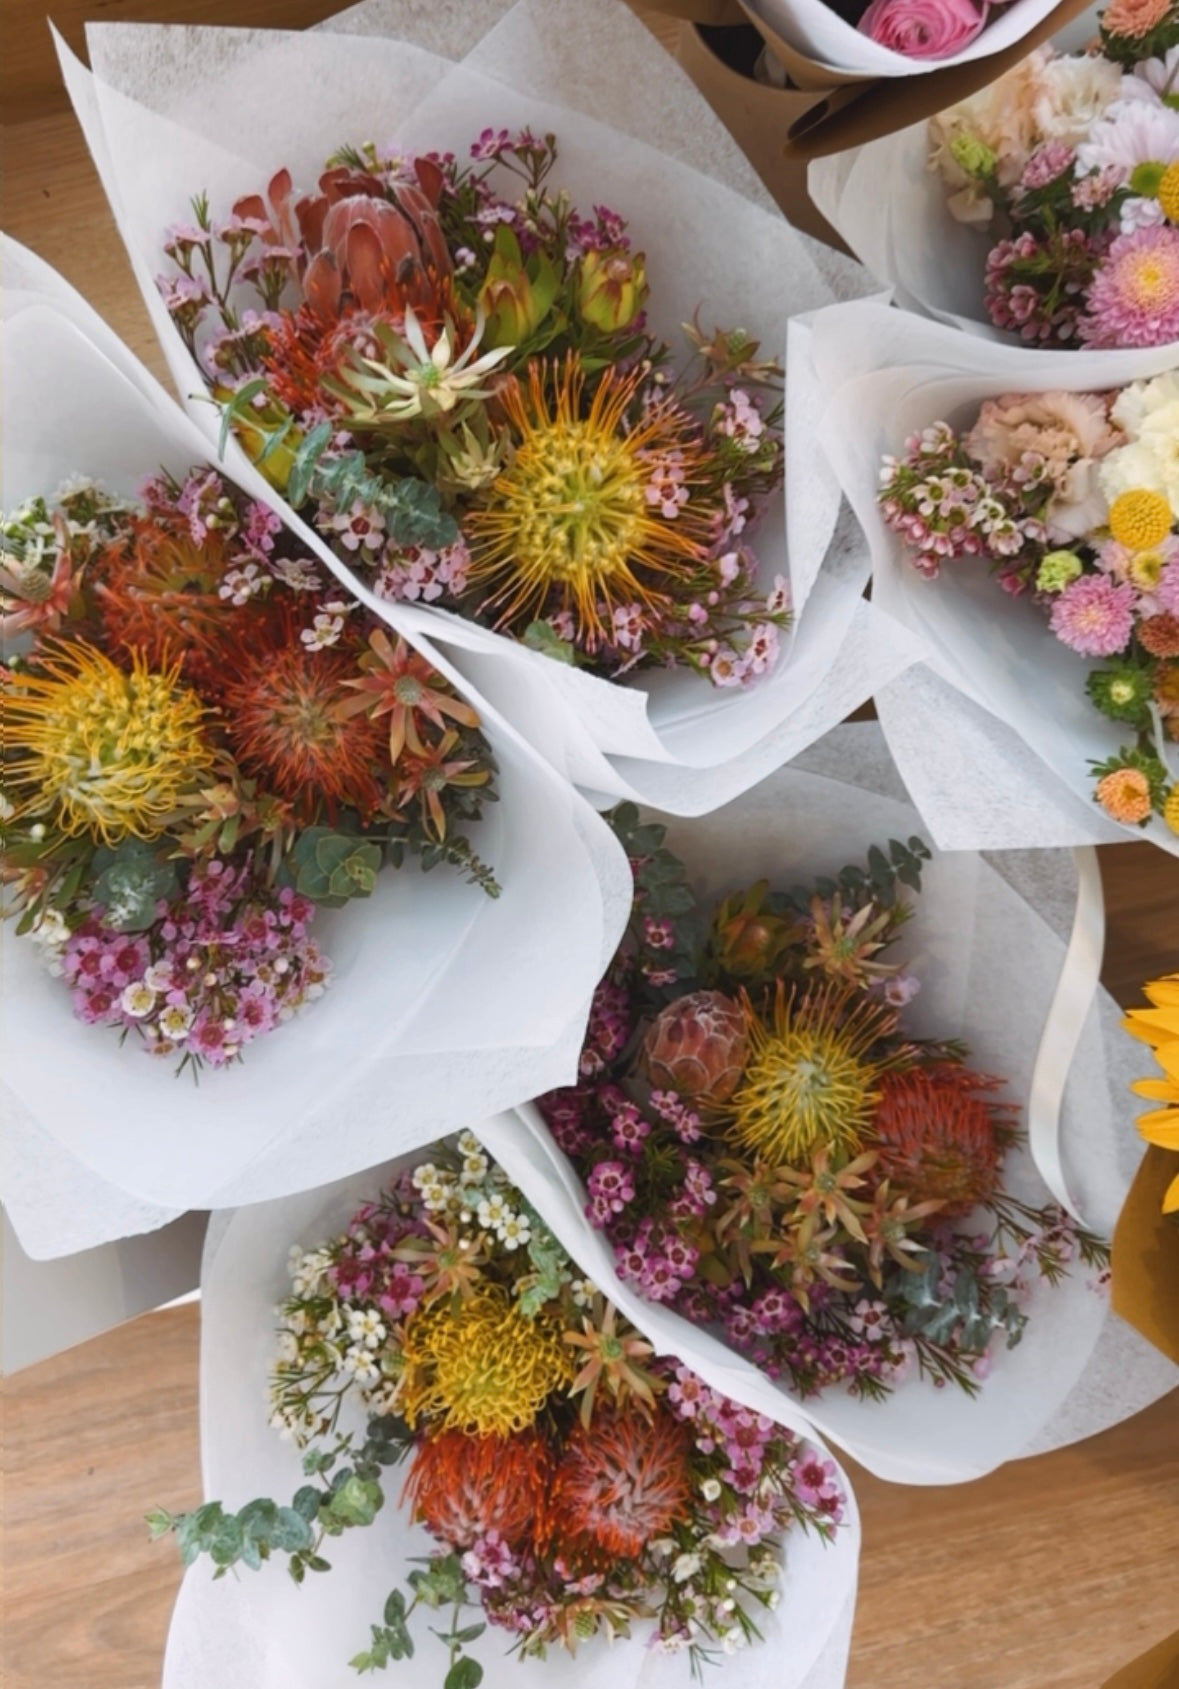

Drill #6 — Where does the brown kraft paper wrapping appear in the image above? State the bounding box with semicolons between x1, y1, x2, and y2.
1112;1146;1179;1365
1102;1629;1179;1689
643;0;1095;158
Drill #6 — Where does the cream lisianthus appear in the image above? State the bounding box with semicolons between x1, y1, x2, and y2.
1033;53;1125;147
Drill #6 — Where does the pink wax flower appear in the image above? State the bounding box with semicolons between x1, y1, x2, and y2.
858;0;988;59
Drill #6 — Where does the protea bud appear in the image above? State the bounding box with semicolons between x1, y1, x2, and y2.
711;882;800;981
478;227;560;349
576;248;648;334
643;989;748;1106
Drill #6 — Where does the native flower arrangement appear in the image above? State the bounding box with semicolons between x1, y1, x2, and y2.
156;128;790;693
877;370;1179;832
0;472;498;1072
152;1133;845;1684
1124;971;1179;1211
533;805;1107;1404
928;7;1179;348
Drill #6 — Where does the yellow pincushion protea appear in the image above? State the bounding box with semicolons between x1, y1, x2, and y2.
464;355;711;644
3;641;213;845
1124;973;1179;1213
399;1284;575;1437
726;985;896;1165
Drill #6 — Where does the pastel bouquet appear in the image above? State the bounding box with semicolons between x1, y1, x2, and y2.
58;0;918;815
878;370;1179;832
1;236;629;1260
788;297;1179;852
481;727;1177;1482
929;17;1179;347
158;130;791;694
536;808;1107;1406
159;1139;861;1689
2;471;497;1072
809;6;1179;358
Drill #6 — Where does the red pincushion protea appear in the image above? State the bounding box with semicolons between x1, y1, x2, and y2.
643;989;748;1106
405;1427;552;1550
219;630;387;821
94;517;236;688
871;1065;1005;1215
545;1405;693;1562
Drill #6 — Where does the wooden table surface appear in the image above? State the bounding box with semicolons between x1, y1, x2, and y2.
2;6;1178;1687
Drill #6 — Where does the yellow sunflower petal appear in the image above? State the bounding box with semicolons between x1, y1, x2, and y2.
1133;1078;1179;1102
1144;976;1179;1008
1137;1109;1179;1146
1164;1170;1179;1215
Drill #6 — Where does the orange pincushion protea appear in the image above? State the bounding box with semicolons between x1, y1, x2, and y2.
220;636;387;820
871;1065;1004;1215
545;1405;693;1563
405;1427;552;1550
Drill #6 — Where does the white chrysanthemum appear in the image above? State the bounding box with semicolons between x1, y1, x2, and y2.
1075;98;1179;184
1130;46;1179;103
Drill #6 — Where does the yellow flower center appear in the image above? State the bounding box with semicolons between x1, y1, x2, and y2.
399;1286;574;1437
1109;489;1173;552
4;642;212;844
1159;161;1179;226
1165;786;1179;837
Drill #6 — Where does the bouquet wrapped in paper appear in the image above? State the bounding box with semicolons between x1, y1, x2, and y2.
809;3;1179;355
789;296;1179;852
160;1136;860;1689
0;238;630;1261
55;0;924;816
477;725;1179;1484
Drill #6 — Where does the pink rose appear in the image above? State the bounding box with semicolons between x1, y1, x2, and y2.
858;0;988;59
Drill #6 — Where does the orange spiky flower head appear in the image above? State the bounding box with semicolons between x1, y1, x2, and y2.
545;1404;693;1564
405;1427;553;1551
870;1065;1004;1214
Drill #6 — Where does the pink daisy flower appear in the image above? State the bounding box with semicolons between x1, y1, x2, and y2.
1080;226;1179;348
1049;574;1137;655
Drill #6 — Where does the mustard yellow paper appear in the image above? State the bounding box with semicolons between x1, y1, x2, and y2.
1102;1627;1179;1689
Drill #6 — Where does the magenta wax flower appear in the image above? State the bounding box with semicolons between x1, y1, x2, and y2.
857;0;988;58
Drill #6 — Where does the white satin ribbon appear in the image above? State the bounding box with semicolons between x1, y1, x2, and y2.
1027;845;1106;1225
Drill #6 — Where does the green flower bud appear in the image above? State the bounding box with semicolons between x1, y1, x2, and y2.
1037;549;1084;593
949;132;998;178
478;227;559;350
1086;660;1154;726
577;248;648;334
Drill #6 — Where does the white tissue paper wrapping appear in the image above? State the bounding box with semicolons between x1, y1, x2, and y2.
787;298;1179;854
476;724;1179;1486
0;238;632;1258
746;0;1064;80
57;0;925;816
163;1151;861;1689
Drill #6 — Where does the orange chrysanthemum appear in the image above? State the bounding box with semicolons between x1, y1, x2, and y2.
1155;664;1179;717
220;637;386;819
1096;766;1154;824
1138;613;1179;659
870;1065;1005;1214
405;1427;553;1550
545;1406;692;1563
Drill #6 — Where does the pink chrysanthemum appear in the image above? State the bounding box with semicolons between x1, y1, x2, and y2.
1049;574;1137;656
1080;227;1179;349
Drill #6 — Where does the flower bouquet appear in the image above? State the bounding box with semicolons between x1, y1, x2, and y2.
159;1136;860;1689
791;296;1179;852
479;725;1177;1483
55;0;921;816
809;4;1179;355
747;0;1074;73
0;237;630;1259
